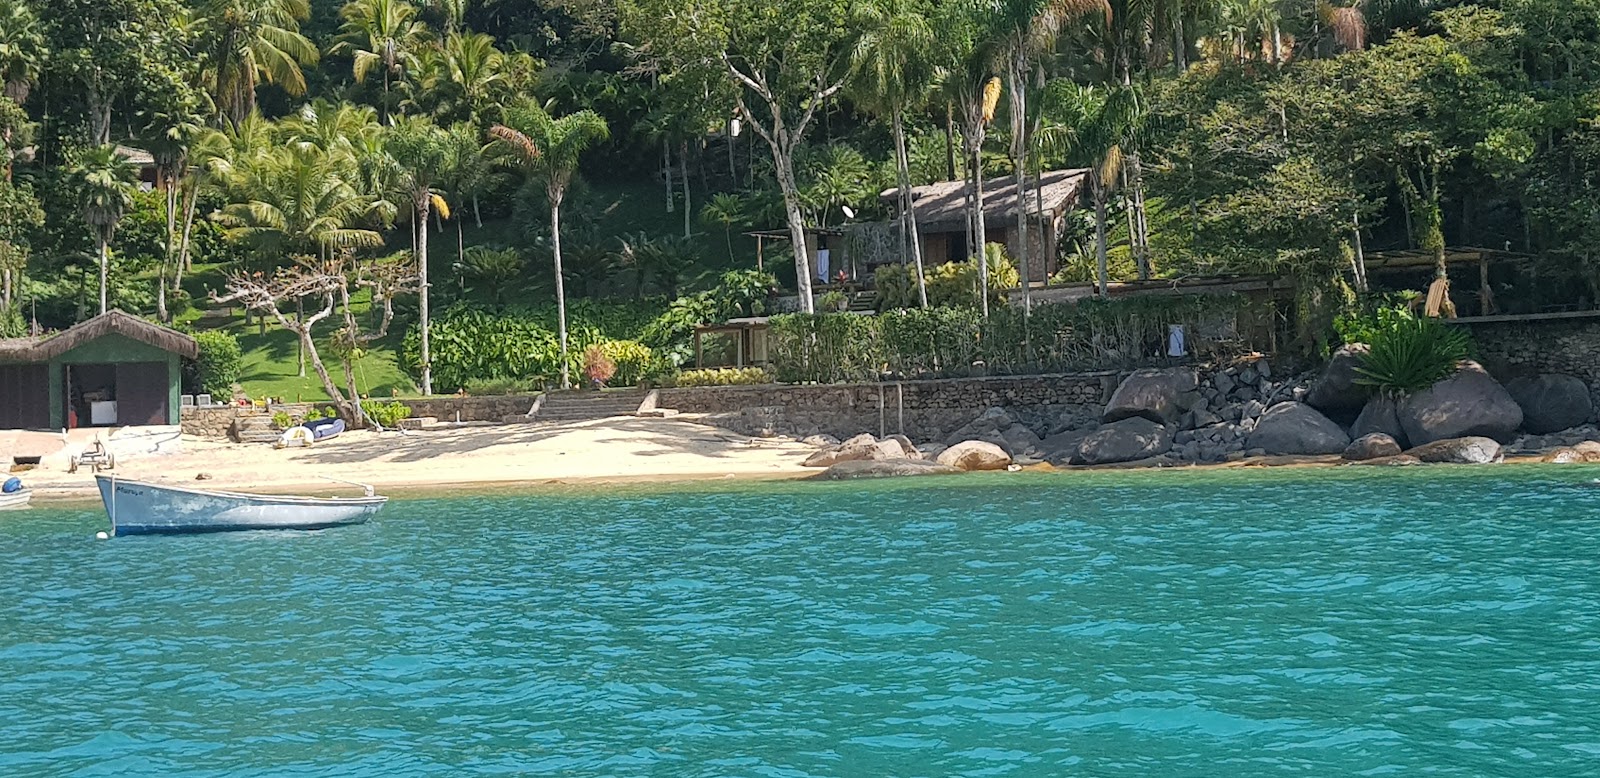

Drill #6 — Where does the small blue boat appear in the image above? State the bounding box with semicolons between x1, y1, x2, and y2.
96;475;387;536
302;417;346;441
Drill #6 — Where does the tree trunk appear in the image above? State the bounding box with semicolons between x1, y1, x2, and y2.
944;103;958;181
550;191;571;388
1008;64;1031;314
771;141;815;313
972;143;989;318
473;193;482;227
1173;7;1188;72
663;140;674;214
98;239;109;314
1352;212;1368;293
681;141;692;238
1131;153;1152;279
418;195;433;395
1094;180;1110;296
893;112;928;308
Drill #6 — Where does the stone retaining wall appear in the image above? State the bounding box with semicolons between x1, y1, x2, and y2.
659;373;1117;441
1467;317;1600;398
180;395;542;437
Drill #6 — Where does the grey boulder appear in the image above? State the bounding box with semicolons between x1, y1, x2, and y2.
1245;402;1351;455
802;434;906;467
810;459;961;480
1398;363;1523;445
944;407;1015;447
1343;433;1402;461
1074;417;1173;465
1103;368;1198;424
1352;394;1409;448
936;440;1013;471
1306;344;1372;415
1406;436;1504;464
1506;374;1593;435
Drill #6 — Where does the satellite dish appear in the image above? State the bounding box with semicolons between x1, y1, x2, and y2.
841;205;856;219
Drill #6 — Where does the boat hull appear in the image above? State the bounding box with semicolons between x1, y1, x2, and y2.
0;490;31;510
95;476;386;536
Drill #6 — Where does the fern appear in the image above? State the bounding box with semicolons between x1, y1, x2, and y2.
1354;317;1472;394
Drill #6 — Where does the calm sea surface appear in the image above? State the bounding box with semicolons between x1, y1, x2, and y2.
3;467;1599;776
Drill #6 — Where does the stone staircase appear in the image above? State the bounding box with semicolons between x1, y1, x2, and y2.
848;291;878;313
230;413;284;444
532;390;649;423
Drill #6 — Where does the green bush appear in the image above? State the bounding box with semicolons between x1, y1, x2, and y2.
360;400;413;428
873;264;920;311
922;243;1020;309
186;330;243;399
818;290;850;312
1355;317;1473;394
1335;292;1423;346
405;301;667;391
768;313;883;383
597;339;653;386
271;410;294;430
675;367;774;387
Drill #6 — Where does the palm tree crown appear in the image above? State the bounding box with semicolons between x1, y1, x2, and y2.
198;0;319;126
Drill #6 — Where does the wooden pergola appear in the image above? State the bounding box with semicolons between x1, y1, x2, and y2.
692;317;770;369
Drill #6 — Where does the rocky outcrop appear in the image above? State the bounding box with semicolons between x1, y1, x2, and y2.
1103;368;1197;425
802;434;907;467
810;459;961;480
1542;448;1587;464
1406;436;1504;464
936;440;1013;471
886;434;921;459
1506;374;1594;435
1343;433;1402;461
1074;417;1173;465
944;407;1015;447
1398;363;1523;445
1307;344;1372;416
1037;428;1093;465
1352;395;1408;448
1246;402;1351;455
1350;454;1424;467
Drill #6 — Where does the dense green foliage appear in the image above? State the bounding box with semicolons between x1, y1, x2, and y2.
674;367;774;387
184;329;243;398
360;399;414;428
772;294;1264;383
1355;317;1475;394
10;0;1600;392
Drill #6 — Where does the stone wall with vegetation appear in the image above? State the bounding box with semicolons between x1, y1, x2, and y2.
1466;318;1600;394
398;395;539;423
660;373;1117;441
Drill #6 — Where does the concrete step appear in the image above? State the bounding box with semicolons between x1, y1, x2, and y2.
533;391;647;422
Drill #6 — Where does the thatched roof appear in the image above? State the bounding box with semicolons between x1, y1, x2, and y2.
0;311;199;362
881;169;1089;232
114;145;156;167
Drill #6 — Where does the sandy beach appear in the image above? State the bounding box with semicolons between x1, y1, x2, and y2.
14;418;819;501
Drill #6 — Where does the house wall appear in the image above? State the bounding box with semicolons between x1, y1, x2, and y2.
47;334;182;427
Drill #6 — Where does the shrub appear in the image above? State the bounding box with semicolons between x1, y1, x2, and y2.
1355;317;1473;394
675;367;774;387
186;330;243;398
1335;292;1422;346
873;264;920;311
768;312;883;383
582;344;617;387
360;400;413;428
923;243;1020;309
463;376;530;395
597;340;652;386
818;290;849;312
271;410;294;430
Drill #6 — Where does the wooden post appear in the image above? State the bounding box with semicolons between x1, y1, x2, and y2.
694;330;704;369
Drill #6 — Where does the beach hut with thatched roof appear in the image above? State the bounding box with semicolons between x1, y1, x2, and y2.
0;311;198;430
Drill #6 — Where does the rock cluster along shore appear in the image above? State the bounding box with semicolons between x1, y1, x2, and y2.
790;352;1600;477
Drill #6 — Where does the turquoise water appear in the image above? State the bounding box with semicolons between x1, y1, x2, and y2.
3;468;1600;776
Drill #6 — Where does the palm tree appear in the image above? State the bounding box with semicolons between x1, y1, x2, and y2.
413;31;510;124
385;116;452;395
196;0;319;126
70;146;138;315
332;0;430;124
0;0;43;105
699;192;747;264
488;100;609;389
214;143;386;263
1038;82;1140;296
850;0;935;308
994;0;1110;312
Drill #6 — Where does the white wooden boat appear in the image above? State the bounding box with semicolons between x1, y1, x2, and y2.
95;475;387;536
0;489;31;510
